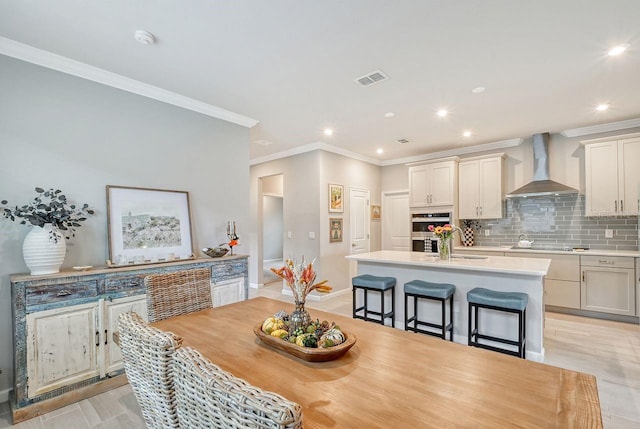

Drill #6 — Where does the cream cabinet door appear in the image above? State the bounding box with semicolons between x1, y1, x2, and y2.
458;161;479;218
430;162;455;206
212;277;245;307
103;295;148;376
618;137;640;215
409;166;429;207
26;302;100;398
581;267;636;316
478;157;503;219
585;140;619;215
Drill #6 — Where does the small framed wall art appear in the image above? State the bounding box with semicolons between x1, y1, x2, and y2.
371;205;381;220
329;218;343;242
106;185;194;265
329;183;344;213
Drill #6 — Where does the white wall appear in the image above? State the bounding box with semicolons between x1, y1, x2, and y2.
263;196;283;261
0;55;250;395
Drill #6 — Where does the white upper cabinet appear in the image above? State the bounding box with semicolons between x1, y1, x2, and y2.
584;135;640;216
458;154;504;219
408;159;458;208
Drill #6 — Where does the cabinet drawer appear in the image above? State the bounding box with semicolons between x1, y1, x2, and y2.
26;280;98;307
211;261;244;280
581;255;634;269
105;275;146;293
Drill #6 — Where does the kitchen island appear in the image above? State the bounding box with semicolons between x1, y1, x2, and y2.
346;250;550;361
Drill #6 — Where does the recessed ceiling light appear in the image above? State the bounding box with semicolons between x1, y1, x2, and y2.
376;148;384;154
471;87;486;94
384;112;395;118
463;130;472;137
608;44;629;56
324;128;333;136
134;29;155;45
596;104;609;111
437;109;448;117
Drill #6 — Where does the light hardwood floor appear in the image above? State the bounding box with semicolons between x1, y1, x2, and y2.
1;282;638;428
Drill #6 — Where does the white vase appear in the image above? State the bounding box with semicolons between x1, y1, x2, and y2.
22;224;66;275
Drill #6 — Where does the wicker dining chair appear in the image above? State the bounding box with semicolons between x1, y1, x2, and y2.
173;347;303;429
118;311;183;429
145;268;213;322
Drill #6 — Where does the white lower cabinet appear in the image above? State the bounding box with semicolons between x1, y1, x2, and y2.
26;295;147;398
26;302;100;398
212;277;245;307
581;265;636;317
103;295;148;376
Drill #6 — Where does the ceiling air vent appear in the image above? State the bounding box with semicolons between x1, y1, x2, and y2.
355;70;389;87
397;138;411;144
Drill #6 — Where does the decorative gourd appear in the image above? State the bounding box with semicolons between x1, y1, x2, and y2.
270;329;288;339
262;317;285;334
319;328;345;348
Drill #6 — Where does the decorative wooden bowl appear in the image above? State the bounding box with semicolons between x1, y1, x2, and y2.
202;247;229;258
253;324;356;362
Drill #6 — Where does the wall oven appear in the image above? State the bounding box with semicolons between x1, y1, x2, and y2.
411;211;452;252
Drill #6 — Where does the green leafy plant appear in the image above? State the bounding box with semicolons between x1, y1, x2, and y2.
1;187;94;241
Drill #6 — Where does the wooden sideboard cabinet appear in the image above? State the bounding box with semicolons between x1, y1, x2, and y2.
10;256;249;423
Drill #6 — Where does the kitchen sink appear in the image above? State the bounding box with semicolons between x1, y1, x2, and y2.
450;254;488;260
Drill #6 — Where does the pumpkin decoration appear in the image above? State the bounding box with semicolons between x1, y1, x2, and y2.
270;329;288;339
319;327;345;348
262;317;285;334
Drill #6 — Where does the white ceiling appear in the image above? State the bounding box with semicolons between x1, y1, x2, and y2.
1;1;640;163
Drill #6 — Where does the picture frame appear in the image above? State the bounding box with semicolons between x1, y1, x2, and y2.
371;205;381;220
329;218;343;242
106;185;194;266
328;183;344;213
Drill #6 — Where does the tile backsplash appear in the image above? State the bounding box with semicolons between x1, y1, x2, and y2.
469;195;638;251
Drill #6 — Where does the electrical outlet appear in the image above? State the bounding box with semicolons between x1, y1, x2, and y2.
309;231;315;239
484;229;490;236
605;229;613;238
287;231;292;239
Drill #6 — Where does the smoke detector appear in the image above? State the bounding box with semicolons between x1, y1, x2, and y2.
134;30;155;45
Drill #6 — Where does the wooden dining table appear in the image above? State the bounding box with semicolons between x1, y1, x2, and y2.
152;297;603;428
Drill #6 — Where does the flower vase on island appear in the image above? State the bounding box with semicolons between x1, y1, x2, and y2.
428;223;460;261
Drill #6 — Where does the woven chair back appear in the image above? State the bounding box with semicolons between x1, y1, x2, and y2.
173;347;303;429
117;311;183;429
145;268;213;322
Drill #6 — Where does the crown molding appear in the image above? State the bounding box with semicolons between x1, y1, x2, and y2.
250;142;381;166
251;138;524;167
0;37;259;128
383;138;523;166
560;117;640;138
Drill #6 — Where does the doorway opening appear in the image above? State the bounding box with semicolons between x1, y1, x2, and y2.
261;174;284;288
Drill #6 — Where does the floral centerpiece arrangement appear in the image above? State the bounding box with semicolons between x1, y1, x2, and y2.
428;223;460;260
262;258;344;349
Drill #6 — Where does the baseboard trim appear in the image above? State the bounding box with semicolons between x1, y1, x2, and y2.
250;282;264;289
282;287;351;302
0;387;10;403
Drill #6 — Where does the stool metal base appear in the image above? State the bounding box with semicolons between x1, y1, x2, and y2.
468;302;526;358
404;293;454;341
352;285;395;327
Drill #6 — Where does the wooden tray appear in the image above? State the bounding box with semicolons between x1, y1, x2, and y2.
253;324;356;362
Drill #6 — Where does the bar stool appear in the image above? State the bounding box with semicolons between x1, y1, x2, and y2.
404;280;455;341
467;287;528;359
352;274;396;327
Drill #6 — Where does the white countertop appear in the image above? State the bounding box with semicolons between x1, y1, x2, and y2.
455;246;640;257
346;250;550;277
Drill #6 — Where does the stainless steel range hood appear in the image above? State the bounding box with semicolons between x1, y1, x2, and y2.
506;133;578;198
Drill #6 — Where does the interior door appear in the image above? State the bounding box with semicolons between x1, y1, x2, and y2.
350;188;370;254
382;191;409;250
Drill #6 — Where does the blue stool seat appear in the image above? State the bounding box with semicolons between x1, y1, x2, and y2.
404;280;456;341
352;274;396;290
467;287;528;311
467;287;528;359
352;275;396;327
404;280;455;299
